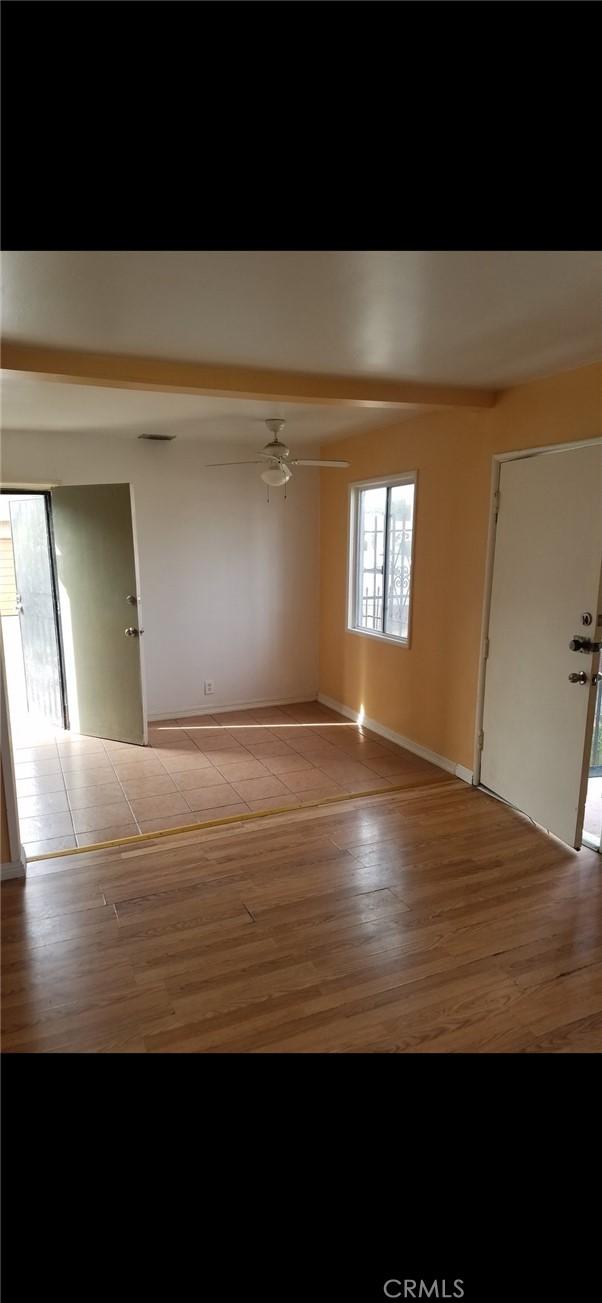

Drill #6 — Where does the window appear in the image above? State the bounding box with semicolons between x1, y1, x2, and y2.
348;474;416;645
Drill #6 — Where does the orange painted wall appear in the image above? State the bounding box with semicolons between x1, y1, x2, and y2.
319;362;602;772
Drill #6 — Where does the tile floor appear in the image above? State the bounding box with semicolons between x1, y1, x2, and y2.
12;701;443;857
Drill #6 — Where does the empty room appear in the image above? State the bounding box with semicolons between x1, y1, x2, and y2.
1;249;601;1054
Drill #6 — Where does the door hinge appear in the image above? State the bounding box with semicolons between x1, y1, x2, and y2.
478;729;484;751
493;490;501;521
483;637;490;660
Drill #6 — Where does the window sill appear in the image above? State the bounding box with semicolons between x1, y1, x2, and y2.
346;625;410;649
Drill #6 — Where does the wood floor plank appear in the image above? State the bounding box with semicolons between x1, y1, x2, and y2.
521;1011;602;1053
2;985;174;1053
3;730;602;1053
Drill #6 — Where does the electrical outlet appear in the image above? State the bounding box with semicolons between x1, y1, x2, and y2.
204;680;214;696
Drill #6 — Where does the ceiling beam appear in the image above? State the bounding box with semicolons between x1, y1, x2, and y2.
0;343;498;410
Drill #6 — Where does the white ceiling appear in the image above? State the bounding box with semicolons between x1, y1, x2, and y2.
3;250;601;388
0;374;409;445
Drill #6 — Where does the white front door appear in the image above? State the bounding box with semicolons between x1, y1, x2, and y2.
480;441;602;849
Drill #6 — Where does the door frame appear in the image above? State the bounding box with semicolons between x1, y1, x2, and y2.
0;623;26;879
129;485;149;745
0;488;69;731
473;436;602;789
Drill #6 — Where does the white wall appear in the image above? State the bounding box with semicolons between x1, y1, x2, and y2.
0;430;320;717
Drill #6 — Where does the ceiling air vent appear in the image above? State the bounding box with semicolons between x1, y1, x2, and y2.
138;433;176;441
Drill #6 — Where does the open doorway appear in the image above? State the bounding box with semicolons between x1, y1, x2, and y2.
584;678;602;850
0;491;67;741
1;482;148;858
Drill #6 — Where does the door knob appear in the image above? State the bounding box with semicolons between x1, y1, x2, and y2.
124;626;139;637
568;671;588;684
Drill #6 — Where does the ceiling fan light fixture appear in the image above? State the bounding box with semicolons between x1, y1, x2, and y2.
260;465;292;487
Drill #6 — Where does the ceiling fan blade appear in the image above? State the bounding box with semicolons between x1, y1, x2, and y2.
290;459;351;469
204;461;267;467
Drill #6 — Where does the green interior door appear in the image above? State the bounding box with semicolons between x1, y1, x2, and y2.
51;484;146;744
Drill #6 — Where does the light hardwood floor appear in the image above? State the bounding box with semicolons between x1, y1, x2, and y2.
3;736;602;1051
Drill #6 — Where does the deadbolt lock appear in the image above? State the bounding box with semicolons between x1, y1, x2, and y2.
581;612;593;626
568;672;588;685
569;636;602;654
124;627;139;637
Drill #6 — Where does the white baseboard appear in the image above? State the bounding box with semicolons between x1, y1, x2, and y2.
1;848;27;881
317;693;474;786
148;693;318;723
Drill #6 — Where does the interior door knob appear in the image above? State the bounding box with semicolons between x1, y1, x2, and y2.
124;626;139;637
568;671;588;684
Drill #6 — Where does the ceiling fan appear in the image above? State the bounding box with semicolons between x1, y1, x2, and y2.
204;419;350;492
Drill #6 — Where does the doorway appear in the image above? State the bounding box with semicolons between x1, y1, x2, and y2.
1;481;148;858
584;677;602;850
0;491;67;738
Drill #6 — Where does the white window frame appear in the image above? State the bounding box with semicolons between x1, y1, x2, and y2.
346;471;418;648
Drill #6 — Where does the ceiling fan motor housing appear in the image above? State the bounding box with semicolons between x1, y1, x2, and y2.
262;419;290;458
